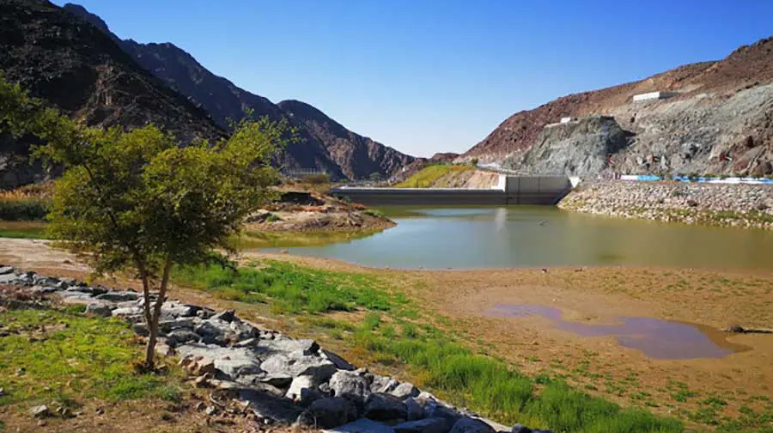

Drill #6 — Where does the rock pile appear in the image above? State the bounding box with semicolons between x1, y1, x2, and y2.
0;266;552;433
559;180;773;229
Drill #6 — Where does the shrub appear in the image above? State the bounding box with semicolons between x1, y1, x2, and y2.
301;174;330;185
0;198;50;221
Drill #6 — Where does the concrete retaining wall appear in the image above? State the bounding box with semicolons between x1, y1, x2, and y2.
332;176;572;206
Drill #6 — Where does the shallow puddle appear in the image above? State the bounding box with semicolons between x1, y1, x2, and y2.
487;304;747;360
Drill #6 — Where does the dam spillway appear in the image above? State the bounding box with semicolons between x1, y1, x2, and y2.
331;175;573;206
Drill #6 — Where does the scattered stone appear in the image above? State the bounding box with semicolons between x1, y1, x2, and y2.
205;406;218;416
322;349;356;371
0;266;14;275
30;405;51;418
166;329;200;346
297;397;359;429
371;375;399;393
286;375;315;401
0;388;6;397
364;393;407;422
66;286;107;296
449;417;496;433
155;342;175;357
211;310;236;322
390;382;419;399
96;291;139;302
260;353;336;384
726;325;745;333
85;303;113;317
330;370;371;401
394;417;450;433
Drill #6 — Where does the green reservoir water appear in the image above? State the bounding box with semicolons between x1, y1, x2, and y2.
260;206;773;270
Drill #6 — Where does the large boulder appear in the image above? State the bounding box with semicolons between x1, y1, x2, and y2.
176;344;262;382
260;353;336;384
364;393;408;422
297;397;359;429
449;417;496;433
329;370;371;401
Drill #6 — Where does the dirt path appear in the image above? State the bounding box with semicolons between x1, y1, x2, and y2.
2;238;772;423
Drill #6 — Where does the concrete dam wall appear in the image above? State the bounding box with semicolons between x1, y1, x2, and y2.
331;175;572;206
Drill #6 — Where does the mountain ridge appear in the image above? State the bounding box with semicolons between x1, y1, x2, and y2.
461;36;773;177
63;2;414;180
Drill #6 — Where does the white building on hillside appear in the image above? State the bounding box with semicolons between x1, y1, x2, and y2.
632;91;677;102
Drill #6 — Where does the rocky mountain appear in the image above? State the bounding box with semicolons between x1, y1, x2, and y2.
465;37;773;177
0;0;224;188
63;3;414;180
277;100;413;179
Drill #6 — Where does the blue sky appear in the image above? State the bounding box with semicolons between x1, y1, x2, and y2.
55;1;773;157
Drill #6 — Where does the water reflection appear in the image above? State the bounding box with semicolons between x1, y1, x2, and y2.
257;206;773;270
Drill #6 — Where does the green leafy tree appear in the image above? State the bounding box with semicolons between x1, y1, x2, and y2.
2;74;287;368
41;120;285;368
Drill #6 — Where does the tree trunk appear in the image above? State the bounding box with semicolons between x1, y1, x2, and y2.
144;256;173;370
138;264;155;369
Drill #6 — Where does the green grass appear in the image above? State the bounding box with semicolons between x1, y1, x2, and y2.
395;164;474;188
0;198;50;221
363;208;386;219
173;260;683;432
0;221;50;239
236;228;381;248
172;260;401;314
0;307;182;407
349;318;682;432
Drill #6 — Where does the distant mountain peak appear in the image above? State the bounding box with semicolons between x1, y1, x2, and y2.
59;2;414;180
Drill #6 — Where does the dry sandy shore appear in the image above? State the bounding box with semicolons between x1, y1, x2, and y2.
1;238;771;423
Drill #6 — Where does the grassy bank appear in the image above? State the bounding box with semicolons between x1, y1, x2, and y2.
237;228;382;249
0;305;183;408
0;221;49;239
395;164;474;188
172;261;685;432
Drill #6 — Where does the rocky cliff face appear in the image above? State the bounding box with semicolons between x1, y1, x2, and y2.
62;3;414;181
0;0;225;188
504;116;632;177
464;37;773;177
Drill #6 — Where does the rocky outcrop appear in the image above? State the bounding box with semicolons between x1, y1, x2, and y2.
559;180;773;229
462;36;773;178
503;116;631;177
0;0;225;189
62;3;414;181
0;266;551;433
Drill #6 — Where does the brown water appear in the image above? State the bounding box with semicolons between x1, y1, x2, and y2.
487;304;748;360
